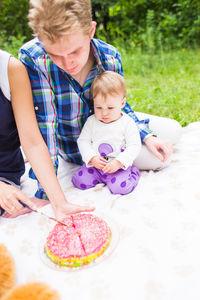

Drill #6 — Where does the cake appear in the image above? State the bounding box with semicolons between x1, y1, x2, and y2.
44;213;111;268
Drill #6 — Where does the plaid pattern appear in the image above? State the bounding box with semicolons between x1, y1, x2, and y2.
19;38;152;199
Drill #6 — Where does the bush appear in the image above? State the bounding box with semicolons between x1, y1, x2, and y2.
93;0;200;50
0;0;32;42
0;0;199;51
0;33;26;57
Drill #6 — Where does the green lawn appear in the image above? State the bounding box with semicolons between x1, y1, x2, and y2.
120;47;200;126
2;41;200;126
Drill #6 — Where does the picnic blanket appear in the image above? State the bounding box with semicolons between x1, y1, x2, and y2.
1;122;200;300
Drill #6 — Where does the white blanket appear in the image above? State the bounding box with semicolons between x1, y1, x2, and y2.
1;122;200;300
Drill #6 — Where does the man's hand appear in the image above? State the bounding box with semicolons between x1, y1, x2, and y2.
144;136;173;162
102;159;123;173
89;155;107;169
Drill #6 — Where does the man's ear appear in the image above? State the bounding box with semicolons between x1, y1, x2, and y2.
90;21;97;39
121;97;126;108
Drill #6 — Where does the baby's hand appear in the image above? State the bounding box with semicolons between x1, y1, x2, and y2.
102;159;123;173
89;156;107;169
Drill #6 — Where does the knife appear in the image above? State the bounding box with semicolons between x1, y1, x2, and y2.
19;200;68;226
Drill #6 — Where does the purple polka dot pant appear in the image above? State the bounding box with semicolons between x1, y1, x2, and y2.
72;164;140;195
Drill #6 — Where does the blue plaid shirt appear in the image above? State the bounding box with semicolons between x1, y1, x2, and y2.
19;38;152;199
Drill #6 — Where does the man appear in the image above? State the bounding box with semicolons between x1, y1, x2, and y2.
19;0;182;199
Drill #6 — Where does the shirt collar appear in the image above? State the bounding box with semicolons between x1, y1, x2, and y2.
90;39;105;73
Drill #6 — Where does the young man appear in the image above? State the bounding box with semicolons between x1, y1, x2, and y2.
19;0;182;199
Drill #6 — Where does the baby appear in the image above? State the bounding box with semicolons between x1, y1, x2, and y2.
72;71;141;195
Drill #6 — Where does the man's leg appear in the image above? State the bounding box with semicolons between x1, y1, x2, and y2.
136;112;182;144
133;112;182;170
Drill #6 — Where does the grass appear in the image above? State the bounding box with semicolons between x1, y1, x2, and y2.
1;36;199;127
120;47;200;126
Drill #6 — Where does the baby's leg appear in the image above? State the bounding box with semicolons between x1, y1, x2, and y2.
106;166;140;195
72;164;101;190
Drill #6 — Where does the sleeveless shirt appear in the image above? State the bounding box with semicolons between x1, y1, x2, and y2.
0;49;25;185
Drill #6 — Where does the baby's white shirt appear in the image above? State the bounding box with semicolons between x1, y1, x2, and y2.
77;112;141;169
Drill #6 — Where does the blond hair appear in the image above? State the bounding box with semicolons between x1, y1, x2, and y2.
28;0;92;42
92;71;126;100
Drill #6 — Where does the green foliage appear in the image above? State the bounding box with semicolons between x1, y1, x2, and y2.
0;0;199;51
0;33;26;57
0;0;198;127
92;0;200;50
0;0;32;41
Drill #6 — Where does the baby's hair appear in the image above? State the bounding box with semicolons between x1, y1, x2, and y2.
91;71;126;100
28;0;92;42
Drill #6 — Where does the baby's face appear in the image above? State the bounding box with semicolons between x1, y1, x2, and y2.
94;93;125;124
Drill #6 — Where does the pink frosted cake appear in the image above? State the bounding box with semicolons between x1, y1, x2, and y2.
44;213;111;268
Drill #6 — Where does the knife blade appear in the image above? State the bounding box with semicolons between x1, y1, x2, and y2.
19;200;68;226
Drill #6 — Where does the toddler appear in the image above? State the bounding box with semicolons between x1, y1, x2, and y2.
72;71;141;195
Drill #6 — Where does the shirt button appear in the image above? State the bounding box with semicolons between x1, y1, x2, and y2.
35;106;39;111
